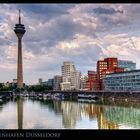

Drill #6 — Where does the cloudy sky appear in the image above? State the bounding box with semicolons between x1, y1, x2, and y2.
0;4;140;84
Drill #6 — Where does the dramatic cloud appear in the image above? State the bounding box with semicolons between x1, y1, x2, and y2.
0;4;140;84
93;7;123;15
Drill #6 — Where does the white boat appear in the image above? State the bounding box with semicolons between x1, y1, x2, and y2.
78;94;99;100
78;94;90;98
78;98;96;103
43;93;51;100
54;93;64;100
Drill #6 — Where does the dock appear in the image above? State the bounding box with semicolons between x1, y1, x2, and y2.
1;90;140;101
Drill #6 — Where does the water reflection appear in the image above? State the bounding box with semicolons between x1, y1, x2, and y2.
59;101;118;129
36;99;140;129
17;97;23;129
0;97;140;129
104;106;140;128
39;100;140;129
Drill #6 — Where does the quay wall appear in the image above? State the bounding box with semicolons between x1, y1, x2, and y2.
0;91;13;99
43;90;140;101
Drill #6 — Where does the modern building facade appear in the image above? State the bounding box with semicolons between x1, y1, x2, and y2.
103;70;140;91
80;75;88;90
61;61;76;77
14;10;26;88
97;58;123;80
60;82;71;91
118;60;136;71
46;79;54;87
70;71;81;90
41;79;54;87
85;71;100;91
97;60;108;80
53;75;62;90
97;58;124;90
61;61;81;91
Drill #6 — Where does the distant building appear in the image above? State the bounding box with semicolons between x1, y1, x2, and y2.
62;61;76;77
80;75;88;90
85;71;100;91
61;61;81;91
70;71;81;90
103;70;140;91
118;60;136;71
42;79;54;87
97;60;108;80
60;82;71;91
46;79;54;87
12;79;17;87
53;75;62;90
4;81;10;87
13;79;17;84
41;81;48;85
38;78;43;85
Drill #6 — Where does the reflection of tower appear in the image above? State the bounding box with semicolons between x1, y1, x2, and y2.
17;97;23;129
14;9;26;88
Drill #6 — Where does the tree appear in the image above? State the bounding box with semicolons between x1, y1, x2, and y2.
27;84;53;92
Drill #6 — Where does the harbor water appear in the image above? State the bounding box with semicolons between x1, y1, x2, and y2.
0;97;140;129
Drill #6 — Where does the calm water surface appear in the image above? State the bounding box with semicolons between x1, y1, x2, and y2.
0;97;140;129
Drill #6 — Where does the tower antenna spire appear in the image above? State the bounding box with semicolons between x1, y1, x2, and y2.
19;9;21;24
14;9;26;88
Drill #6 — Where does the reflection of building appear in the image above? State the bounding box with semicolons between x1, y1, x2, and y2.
97;114;118;129
118;60;136;71
53;100;62;114
14;10;26;88
17;97;23;129
61;101;82;128
53;76;62;90
86;104;118;129
103;70;140;91
104;106;140;128
60;101;118;129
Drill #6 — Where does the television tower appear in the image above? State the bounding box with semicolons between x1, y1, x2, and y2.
14;10;26;88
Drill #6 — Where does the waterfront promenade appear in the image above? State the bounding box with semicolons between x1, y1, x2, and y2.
1;90;140;101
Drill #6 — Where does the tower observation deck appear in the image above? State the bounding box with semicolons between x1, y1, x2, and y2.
14;10;26;88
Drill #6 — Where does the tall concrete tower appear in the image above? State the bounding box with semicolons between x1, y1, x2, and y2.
14;10;26;88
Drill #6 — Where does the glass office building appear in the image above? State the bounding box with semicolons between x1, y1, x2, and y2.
118;60;136;71
103;70;140;91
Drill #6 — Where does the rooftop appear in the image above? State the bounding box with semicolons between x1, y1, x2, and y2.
106;69;140;75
